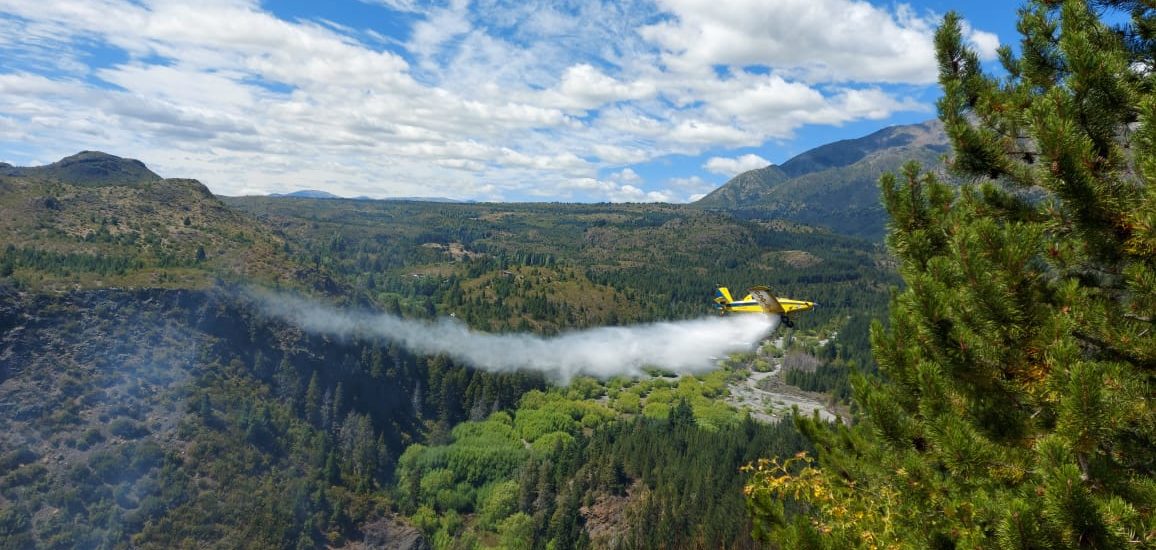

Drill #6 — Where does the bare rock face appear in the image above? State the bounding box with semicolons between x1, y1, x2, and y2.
351;516;430;550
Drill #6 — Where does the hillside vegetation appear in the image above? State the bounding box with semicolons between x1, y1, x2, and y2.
226;197;896;337
0;130;906;548
0;152;301;291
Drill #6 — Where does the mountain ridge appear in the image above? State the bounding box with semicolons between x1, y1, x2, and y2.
265;190;471;203
0;152;305;291
693;120;949;239
2;151;163;188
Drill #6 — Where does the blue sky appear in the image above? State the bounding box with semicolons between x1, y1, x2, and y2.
0;0;1019;201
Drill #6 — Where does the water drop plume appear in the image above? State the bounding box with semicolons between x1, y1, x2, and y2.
250;290;778;382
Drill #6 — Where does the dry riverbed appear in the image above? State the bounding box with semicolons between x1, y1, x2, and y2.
724;337;847;424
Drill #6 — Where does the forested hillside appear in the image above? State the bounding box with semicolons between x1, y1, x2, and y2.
0;146;900;548
9;1;1151;549
0;286;548;547
225;197;896;336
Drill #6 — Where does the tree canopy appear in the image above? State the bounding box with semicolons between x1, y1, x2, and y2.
747;1;1156;547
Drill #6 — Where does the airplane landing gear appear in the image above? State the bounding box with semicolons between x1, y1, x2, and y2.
781;315;794;328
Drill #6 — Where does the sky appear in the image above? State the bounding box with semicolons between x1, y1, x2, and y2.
0;0;1019;202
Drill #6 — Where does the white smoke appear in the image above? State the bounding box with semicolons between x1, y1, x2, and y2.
251;290;778;382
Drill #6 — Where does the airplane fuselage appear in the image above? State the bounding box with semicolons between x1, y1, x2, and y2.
713;286;815;327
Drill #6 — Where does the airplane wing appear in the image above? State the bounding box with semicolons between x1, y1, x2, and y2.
748;286;785;315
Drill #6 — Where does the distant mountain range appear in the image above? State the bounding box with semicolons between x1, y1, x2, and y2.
268;189;343;199
5;119;948;248
268;189;470;203
693;119;949;239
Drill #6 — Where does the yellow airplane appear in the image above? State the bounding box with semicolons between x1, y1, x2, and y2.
713;285;815;328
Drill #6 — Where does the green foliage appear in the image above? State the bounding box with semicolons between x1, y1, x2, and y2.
515;408;577;443
394;373;813;548
749;3;1156;546
612;391;641;414
477;480;520;530
108;418;149;439
497;512;534;550
641;401;670;420
784;360;852;402
411;505;439;537
225;197;897;335
1;246;145;277
529;431;575;455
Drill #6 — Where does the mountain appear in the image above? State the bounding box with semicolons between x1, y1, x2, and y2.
0;152;303;290
1;151;163;187
383;196;471;203
693;120;949;239
269;189;343;199
266;191;470;203
691;165;790;207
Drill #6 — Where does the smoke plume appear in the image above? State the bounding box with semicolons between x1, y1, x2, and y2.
252;290;778;382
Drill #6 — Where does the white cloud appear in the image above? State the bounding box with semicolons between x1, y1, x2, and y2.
0;0;991;200
667;175;715;202
360;0;422;13
640;0;941;84
962;22;1000;60
669;120;758;146
532;63;658;112
667;175;709;189
408;0;472;66
590;143;650;165
703;154;770;176
610;168;642;184
613;184;675;203
553;176;676;203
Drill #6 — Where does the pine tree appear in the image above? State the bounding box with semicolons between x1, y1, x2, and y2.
746;2;1156;547
304;371;322;426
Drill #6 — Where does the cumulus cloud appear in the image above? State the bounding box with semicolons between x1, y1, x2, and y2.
666;175;717;202
704;154;771;176
536;64;658;112
962;22;1001;60
0;0;994;200
641;0;942;84
555;176;674;203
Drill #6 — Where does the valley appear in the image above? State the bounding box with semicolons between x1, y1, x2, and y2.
6;2;1154;547
0;143;896;548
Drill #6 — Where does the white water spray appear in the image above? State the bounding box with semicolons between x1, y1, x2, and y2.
252;290;778;382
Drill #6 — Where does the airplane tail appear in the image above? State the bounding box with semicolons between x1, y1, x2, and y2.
714;286;735;313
